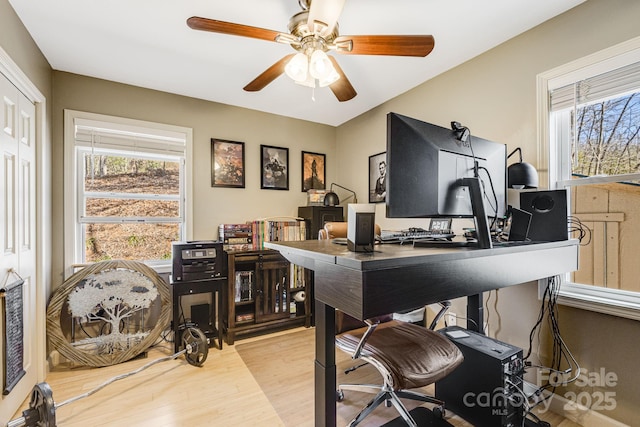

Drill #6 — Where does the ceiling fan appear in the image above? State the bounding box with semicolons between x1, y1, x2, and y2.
187;0;435;102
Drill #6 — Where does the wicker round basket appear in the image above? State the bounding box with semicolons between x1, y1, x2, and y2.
47;260;171;367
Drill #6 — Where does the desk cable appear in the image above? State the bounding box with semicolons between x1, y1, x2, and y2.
522;275;581;425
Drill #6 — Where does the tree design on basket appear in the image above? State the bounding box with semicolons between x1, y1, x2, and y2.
67;268;159;355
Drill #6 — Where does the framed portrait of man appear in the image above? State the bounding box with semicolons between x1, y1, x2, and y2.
369;152;387;203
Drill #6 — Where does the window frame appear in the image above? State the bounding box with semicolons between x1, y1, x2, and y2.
536;36;640;321
64;110;193;277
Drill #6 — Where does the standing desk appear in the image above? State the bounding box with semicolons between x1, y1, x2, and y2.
265;239;579;427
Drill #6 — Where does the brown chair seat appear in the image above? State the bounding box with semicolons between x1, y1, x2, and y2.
337;320;463;391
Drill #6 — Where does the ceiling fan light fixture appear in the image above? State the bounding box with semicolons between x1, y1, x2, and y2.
284;52;309;82
295;73;316;88
309;49;334;80
319;68;340;87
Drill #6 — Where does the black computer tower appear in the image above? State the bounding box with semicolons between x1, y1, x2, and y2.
436;326;524;427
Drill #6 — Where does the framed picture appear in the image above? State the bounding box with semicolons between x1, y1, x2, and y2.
301;151;326;192
261;145;289;190
369;152;387;203
211;139;245;188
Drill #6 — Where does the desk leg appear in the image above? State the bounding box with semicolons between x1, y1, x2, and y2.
315;300;336;427
467;293;484;334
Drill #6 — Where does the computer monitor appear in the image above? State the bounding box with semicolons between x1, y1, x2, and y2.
386;113;507;248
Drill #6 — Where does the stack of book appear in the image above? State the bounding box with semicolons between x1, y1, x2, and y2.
219;223;253;251
249;219;306;250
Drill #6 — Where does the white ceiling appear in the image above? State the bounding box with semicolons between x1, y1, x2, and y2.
9;0;584;126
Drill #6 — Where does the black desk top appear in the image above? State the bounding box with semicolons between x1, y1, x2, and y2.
265;239;579;271
266;239;579;320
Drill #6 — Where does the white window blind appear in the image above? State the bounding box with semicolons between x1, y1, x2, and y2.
74;117;187;156
550;60;640;111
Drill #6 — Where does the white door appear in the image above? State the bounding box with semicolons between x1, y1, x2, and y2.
0;71;38;423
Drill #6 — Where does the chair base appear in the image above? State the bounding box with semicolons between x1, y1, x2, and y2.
338;383;445;427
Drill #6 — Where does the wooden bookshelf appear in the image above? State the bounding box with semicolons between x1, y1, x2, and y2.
225;249;312;344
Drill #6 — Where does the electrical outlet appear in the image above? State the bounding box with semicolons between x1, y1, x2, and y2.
446;312;456;326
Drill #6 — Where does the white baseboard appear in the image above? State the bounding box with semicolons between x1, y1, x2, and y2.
523;381;629;427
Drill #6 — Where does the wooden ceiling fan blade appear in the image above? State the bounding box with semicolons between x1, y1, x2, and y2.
307;0;346;36
327;56;356;102
243;54;295;92
335;35;435;57
187;16;283;42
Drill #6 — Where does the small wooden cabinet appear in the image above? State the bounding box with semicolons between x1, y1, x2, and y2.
298;206;344;239
225;249;312;344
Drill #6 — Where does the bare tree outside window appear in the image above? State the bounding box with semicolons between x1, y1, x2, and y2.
573;92;640;180
559;90;640;293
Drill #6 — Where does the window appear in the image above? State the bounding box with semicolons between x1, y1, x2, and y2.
537;36;640;320
64;110;192;276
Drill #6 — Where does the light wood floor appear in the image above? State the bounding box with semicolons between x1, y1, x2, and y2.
12;327;582;426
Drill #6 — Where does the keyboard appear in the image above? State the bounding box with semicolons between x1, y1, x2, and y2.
380;228;456;244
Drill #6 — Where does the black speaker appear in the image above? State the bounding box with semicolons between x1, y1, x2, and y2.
190;303;211;332
347;204;375;252
507;207;532;241
519;189;568;242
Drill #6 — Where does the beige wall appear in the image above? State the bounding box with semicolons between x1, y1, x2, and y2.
336;0;640;424
50;72;337;286
0;0;51;97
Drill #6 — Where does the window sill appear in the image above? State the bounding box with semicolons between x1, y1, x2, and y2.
541;279;640;321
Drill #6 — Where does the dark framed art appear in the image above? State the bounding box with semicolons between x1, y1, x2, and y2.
301;151;326;192
369;151;387;203
261;145;289;190
211;139;245;188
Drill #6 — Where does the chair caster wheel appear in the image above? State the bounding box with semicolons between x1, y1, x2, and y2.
433;405;445;419
336;390;345;402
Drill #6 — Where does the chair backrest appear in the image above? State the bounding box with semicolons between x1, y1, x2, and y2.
318;221;381;240
318;222;348;239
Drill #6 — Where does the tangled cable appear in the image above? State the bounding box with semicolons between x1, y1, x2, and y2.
521;276;581;426
568;215;591;245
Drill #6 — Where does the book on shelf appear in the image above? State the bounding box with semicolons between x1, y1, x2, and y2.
290;263;307;289
219;223;253;241
236;313;254;322
249;218;307;250
224;243;252;252
235;271;253;302
220;223;254;251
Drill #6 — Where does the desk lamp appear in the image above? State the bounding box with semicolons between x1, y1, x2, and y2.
323;183;357;206
507;147;538;189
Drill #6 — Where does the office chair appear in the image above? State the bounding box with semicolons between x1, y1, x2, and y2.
319;222;464;426
318;221;381;240
335;313;463;426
